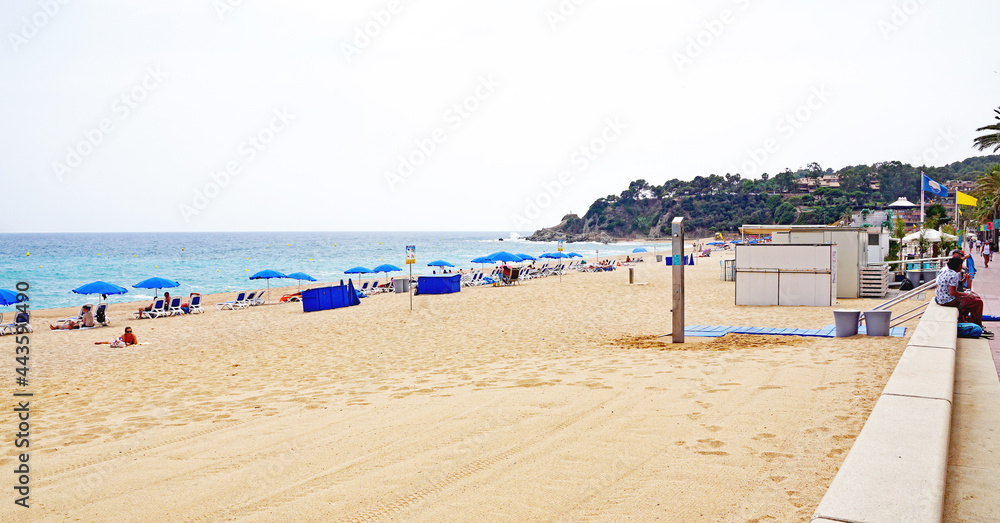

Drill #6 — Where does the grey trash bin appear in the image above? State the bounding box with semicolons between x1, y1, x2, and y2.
864;310;892;336
833;309;861;337
905;270;922;289
656;255;663;263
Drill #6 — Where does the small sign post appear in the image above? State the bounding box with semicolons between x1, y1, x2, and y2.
557;239;564;252
406;245;415;311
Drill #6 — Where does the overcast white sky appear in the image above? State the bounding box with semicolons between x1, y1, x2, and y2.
2;0;998;233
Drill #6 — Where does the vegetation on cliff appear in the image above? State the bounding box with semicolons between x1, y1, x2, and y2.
528;155;1000;242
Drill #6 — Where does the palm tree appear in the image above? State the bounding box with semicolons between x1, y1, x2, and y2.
974;107;1000;152
973;163;1000;221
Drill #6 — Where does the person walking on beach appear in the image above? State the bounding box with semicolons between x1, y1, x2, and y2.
936;257;988;332
982;242;992;268
95;327;138;347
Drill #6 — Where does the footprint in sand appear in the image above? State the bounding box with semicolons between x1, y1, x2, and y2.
696;401;713;410
757;385;783;390
674;441;686;446
812;386;828;391
704;425;722;432
768;475;787;483
686;412;702;420
826;448;846;458
697;438;725;448
760;451;794;461
752;433;775;440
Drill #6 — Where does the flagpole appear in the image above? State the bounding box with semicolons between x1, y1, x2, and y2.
920;172;925;226
955;192;960;247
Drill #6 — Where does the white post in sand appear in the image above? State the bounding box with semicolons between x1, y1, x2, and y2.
671;217;685;344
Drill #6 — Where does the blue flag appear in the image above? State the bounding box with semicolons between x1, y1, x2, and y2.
922;173;948;198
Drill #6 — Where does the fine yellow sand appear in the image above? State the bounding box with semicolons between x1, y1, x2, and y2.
4;248;917;521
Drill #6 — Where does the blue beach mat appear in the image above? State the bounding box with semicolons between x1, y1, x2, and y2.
683;324;907;338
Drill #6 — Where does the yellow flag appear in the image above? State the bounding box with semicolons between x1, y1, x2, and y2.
957;190;978;206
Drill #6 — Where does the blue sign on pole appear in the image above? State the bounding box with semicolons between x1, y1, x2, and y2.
673;254;681;265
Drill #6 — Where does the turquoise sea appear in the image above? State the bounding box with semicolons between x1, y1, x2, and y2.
0;232;669;310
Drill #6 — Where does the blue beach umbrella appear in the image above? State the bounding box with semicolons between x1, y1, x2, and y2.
516;253;536;261
133;276;181;298
566;252;583;258
344;266;373;289
485;251;523;264
372;264;402;285
427;260;455;268
0;289;19;306
471;256;491;269
73;281;128;298
0;289;21;329
632;247;648;253
250;269;288;304
286;272;317;292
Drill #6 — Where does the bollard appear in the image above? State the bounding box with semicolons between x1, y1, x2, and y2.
629;267;634;284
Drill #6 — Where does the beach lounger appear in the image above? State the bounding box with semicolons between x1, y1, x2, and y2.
216;292;247;310
243;291;257;307
1;312;32;335
166;297;183;316
251;291;267;306
188;294;205;314
134;299;166;319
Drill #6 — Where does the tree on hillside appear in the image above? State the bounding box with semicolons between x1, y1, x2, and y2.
774;170;796;193
974;107;1000;153
807;162;823;178
873;161;918;202
838;167;868;193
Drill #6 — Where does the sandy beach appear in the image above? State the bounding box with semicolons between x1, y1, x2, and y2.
5;248;916;521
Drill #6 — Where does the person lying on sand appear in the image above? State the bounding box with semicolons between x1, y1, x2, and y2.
95;326;138;347
50;305;95;330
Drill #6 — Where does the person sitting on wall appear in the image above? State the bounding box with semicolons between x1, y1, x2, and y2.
936;256;988;332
